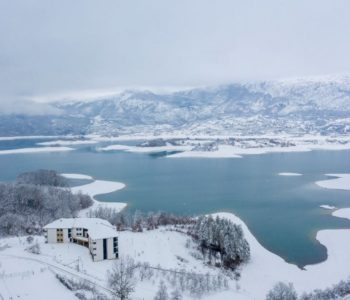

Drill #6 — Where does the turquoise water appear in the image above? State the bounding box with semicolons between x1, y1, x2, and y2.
1;140;350;267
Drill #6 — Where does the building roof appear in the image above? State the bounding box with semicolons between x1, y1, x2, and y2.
43;217;118;239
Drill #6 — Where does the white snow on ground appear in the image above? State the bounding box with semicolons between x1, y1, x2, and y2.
37;140;98;146
316;173;350;191
316;173;350;229
278;172;302;176
2;171;350;299
61;173;94;180
0;251;76;300
320;205;337;210
211;212;350;298
2;210;350;300
98;144;192;153
68;175;127;215
0;146;74;155
333;208;350;220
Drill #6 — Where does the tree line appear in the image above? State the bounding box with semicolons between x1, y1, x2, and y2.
0;169;93;236
266;279;350;300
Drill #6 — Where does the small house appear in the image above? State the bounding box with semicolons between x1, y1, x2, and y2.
43;218;118;261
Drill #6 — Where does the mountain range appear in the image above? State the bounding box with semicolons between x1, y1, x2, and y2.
1;74;350;136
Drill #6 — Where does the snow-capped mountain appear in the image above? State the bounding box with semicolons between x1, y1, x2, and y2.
1;74;350;136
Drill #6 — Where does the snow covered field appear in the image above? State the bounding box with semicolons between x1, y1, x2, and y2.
1;173;350;299
2;212;350;299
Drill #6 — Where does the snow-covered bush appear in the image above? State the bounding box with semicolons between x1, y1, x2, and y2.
76;192;94;209
266;282;298;300
300;278;350;300
138;262;154;281
191;216;250;269
134;264;228;298
55;274;108;300
26;241;41;254
26;235;34;244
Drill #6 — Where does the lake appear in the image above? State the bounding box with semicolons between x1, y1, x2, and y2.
1;138;350;267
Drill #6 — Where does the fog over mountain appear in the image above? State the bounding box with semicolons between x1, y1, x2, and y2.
1;75;350;136
1;0;350;116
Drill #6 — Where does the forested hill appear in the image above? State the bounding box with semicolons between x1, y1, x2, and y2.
0;170;92;236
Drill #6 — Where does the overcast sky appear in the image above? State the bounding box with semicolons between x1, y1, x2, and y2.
1;0;350;112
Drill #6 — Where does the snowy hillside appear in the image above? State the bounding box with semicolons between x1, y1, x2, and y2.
1;74;350;136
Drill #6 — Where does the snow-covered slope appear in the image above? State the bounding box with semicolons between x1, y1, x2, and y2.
1;74;350;136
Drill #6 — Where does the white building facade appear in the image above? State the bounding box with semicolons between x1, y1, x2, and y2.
43;218;119;261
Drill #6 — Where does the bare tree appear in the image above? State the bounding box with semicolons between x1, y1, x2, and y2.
266;282;298;300
154;281;169;300
107;256;136;300
170;288;182;300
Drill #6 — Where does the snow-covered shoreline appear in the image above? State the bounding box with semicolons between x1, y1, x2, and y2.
212;212;350;297
0;146;74;155
278;172;302;176
2;134;350;159
37;140;98;146
96;136;350;159
98;144;192;153
316;173;350;191
316;173;350;225
60;173;127;215
2;172;350;299
64;172;350;297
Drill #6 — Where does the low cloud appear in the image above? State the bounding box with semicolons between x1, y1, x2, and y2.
0;98;62;116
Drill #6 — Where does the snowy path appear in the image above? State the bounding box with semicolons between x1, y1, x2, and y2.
0;252;115;299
